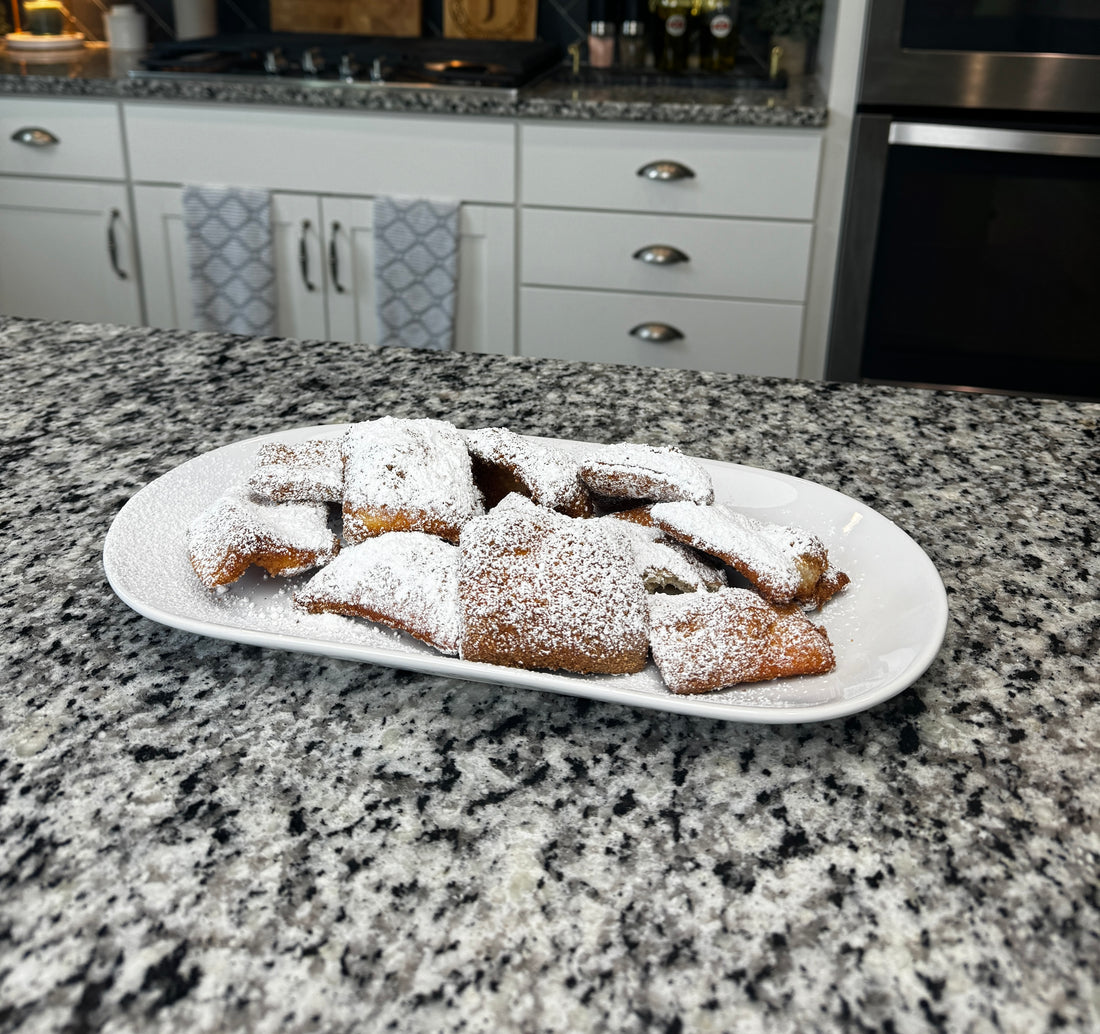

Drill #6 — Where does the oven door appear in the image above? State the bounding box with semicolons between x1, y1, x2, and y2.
827;116;1100;400
860;0;1100;114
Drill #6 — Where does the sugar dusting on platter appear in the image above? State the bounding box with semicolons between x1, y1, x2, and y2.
103;425;949;724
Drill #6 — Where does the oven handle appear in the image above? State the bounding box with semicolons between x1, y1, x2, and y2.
889;122;1100;159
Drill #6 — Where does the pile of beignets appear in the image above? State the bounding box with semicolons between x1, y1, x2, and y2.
186;417;849;694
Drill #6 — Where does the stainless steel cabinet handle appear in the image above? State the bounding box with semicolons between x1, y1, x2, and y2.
636;160;695;181
632;244;690;265
11;126;59;147
299;219;316;292
107;208;128;280
328;221;346;293
630;322;684;343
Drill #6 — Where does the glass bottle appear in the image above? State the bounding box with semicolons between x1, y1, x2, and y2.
588;0;617;69
700;0;739;73
618;0;648;70
650;0;698;74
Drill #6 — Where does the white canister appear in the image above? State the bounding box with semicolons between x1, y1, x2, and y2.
172;0;217;40
104;5;148;51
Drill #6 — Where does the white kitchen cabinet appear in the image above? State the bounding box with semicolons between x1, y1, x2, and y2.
0;96;827;376
517;121;822;375
126;102;516;355
133;185;514;355
0;99;142;325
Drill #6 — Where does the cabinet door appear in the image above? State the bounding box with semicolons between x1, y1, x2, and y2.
324;198;515;356
133;185;327;340
0;177;141;325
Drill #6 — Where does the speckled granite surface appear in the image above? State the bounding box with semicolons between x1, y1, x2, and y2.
1;316;1097;1033
0;44;828;125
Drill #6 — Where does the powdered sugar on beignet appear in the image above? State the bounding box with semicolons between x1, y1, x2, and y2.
464;426;593;517
459;504;649;675
603;516;727;594
248;437;344;504
618;501;848;608
342;417;483;544
649;588;835;694
188;487;339;590
295;532;460;654
579;443;714;506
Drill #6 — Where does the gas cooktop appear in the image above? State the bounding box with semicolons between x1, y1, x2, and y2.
135;33;564;93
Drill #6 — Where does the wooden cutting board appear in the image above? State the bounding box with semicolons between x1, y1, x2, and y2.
443;0;537;40
270;0;422;37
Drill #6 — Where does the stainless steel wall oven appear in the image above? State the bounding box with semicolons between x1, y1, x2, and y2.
827;0;1100;400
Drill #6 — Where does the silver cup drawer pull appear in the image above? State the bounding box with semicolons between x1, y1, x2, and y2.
632;244;690;265
636;160;695;181
11;126;59;147
630;322;685;343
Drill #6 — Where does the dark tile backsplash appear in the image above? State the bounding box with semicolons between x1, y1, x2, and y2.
62;1;588;46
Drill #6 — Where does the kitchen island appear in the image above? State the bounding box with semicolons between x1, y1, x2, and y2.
1;316;1097;1033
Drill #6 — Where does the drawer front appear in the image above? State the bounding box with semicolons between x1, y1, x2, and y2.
519;286;802;376
0;99;125;180
521;123;821;219
125;104;516;203
522;209;812;302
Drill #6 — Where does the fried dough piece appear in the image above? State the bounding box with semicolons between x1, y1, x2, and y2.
188;488;339;590
616;501;848;609
247;437;344;504
295;532;460;654
649;588;836;694
341;417;483;544
579;443;714;506
463;426;594;518
458;504;649;675
604;517;727;594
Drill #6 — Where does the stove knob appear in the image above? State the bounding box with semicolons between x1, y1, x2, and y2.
263;47;288;75
301;47;325;76
338;53;360;81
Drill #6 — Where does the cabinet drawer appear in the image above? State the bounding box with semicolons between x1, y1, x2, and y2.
0;99;125;180
519;286;802;376
521;123;821;219
522;209;812;302
125;104;516;204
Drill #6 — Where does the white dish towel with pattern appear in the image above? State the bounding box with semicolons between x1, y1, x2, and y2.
182;185;277;337
373;196;460;351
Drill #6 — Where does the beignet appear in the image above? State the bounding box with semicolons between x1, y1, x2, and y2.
341;417;483;544
464;426;594;518
295;532;460;654
616;501;848;609
247;437;344;504
579;443;714;506
458;504;649;675
649;588;836;694
187;488;339;590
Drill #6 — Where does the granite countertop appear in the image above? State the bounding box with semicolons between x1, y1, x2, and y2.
0;43;828;126
1;316;1097;1033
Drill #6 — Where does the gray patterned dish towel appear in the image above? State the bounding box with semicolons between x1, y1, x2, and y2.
374;196;459;351
182;185;277;336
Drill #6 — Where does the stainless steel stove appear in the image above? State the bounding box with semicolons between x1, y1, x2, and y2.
134;33;564;94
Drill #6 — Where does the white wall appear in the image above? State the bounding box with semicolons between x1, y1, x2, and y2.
798;0;869;379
